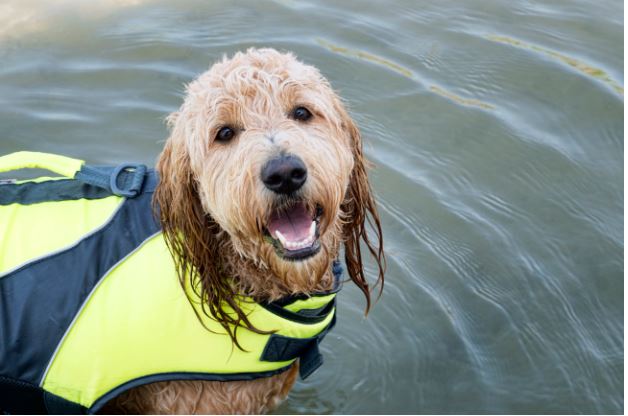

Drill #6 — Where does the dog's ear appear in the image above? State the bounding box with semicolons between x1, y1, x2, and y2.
337;103;386;313
153;118;259;348
153;125;217;295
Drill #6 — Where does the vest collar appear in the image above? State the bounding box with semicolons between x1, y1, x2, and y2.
261;260;342;324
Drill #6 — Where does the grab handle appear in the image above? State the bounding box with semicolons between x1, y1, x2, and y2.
0;151;149;198
0;151;84;178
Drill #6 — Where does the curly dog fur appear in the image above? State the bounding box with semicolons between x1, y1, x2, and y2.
102;48;384;414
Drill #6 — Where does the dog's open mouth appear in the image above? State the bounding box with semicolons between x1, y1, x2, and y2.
263;201;322;261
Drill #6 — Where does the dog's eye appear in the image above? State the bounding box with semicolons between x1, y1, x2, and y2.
292;107;313;122
216;126;236;142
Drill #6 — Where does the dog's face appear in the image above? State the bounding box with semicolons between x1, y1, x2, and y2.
156;48;383;310
182;50;354;273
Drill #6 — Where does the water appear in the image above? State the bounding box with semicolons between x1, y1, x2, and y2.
0;0;623;413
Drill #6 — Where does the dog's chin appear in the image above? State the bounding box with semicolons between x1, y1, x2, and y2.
263;201;323;262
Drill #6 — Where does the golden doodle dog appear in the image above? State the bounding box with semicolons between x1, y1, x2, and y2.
0;48;383;415
109;48;386;414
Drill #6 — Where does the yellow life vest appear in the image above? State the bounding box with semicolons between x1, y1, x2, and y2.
0;152;340;414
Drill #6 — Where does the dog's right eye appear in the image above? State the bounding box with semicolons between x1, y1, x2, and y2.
216;126;235;142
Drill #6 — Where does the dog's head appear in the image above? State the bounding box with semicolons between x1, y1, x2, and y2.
155;48;384;338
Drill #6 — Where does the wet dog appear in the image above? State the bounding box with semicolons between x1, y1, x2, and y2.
104;48;385;414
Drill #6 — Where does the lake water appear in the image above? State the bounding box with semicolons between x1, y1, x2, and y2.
0;0;623;413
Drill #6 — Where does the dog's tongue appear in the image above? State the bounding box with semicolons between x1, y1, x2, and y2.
268;202;312;242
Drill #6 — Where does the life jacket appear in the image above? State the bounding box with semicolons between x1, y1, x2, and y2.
0;152;340;414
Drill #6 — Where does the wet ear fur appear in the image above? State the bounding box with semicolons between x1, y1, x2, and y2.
338;103;386;312
153;120;262;348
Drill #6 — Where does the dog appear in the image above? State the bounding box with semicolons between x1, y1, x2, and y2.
0;48;384;414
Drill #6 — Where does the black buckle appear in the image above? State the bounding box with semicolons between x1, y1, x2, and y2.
110;163;147;198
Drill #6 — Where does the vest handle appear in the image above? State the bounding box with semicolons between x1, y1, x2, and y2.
0;151;84;178
0;151;150;198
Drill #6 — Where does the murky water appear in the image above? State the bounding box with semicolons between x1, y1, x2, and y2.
0;0;623;413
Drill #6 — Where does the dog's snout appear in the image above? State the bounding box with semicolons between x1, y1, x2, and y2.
261;154;307;194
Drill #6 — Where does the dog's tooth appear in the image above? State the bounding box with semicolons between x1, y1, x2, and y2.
275;230;288;247
296;239;309;249
276;227;319;251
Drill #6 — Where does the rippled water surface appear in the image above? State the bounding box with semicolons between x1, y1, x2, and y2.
0;0;623;413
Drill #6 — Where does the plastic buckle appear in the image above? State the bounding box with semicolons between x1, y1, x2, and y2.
109;163;147;198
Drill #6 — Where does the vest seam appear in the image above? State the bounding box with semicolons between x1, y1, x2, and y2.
0;197;126;280
38;229;162;387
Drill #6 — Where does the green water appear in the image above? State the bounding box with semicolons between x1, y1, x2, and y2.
0;0;623;413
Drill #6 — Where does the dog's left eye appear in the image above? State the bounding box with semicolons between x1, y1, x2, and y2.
291;107;313;122
216;126;236;142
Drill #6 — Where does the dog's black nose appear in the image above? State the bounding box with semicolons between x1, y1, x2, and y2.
261;154;307;194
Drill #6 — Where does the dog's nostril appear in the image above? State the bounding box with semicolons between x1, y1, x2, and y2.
291;168;306;181
267;174;283;186
261;154;308;195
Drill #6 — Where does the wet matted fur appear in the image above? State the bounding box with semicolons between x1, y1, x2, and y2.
103;48;385;414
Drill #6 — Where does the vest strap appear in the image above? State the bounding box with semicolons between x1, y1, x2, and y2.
0;162;157;206
260;314;336;379
0;152;152;199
